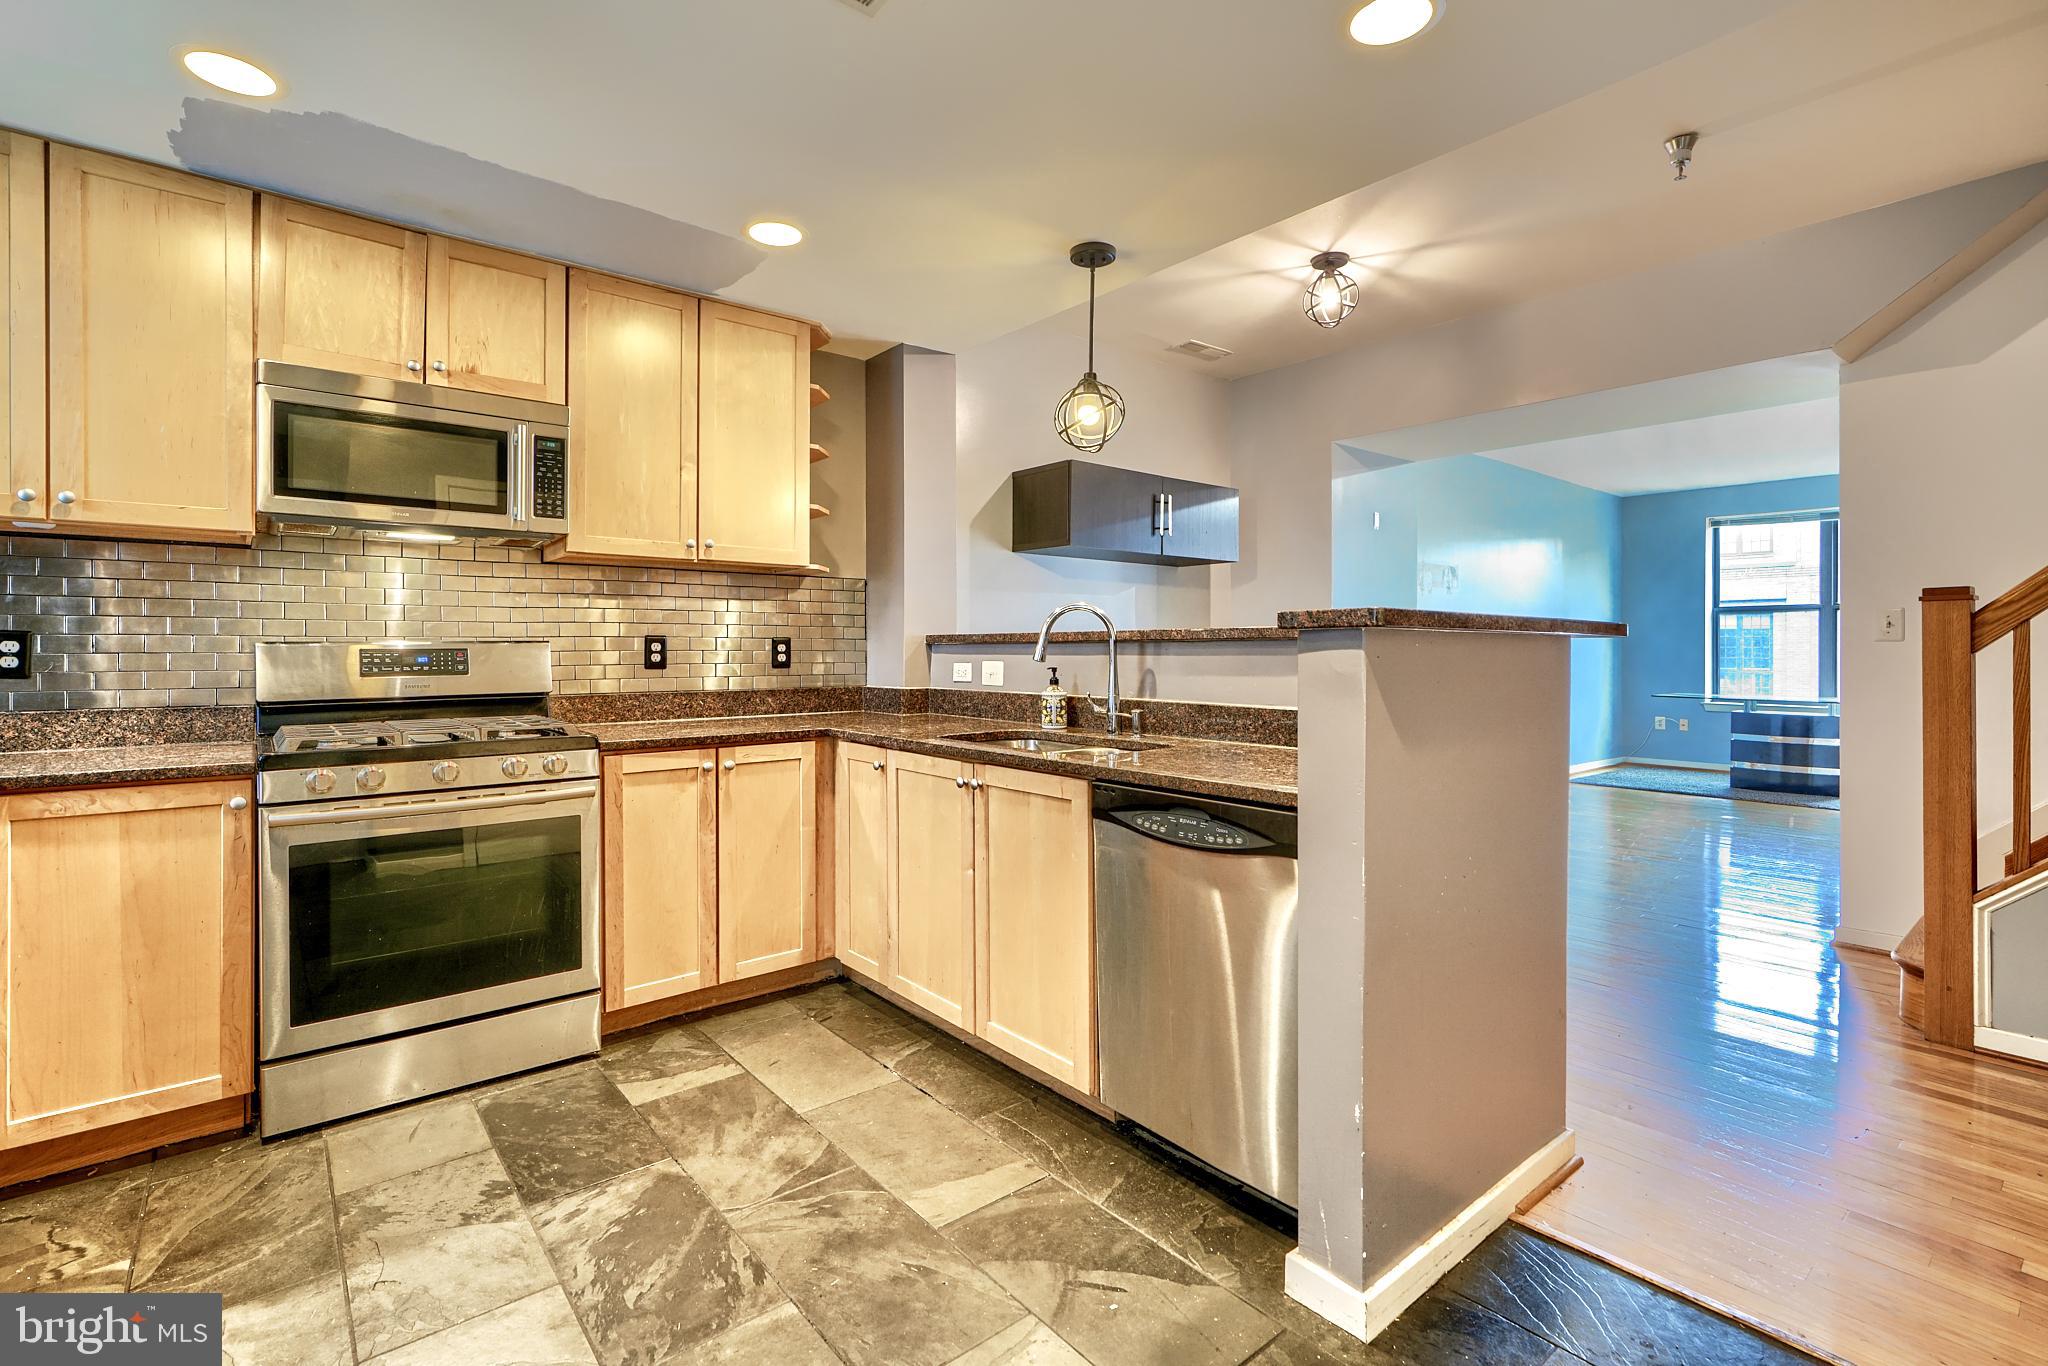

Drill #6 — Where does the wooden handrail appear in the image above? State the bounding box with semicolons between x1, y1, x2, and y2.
1972;562;2048;651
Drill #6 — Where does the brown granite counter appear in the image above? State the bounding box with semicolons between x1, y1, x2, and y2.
1277;607;1627;636
0;742;259;794
573;710;1298;808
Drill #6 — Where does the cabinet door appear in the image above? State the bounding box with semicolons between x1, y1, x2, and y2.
257;197;427;381
425;236;566;404
698;302;810;567
835;743;892;981
975;767;1096;1090
718;742;818;981
1157;476;1240;566
888;752;976;1025
0;780;253;1148
555;271;698;562
46;147;254;539
602;752;718;1010
2;133;45;523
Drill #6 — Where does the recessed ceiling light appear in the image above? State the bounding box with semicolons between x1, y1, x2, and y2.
747;221;804;248
180;49;279;97
1348;0;1441;46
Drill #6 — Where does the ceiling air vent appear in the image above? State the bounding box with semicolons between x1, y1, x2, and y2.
834;0;887;13
1166;339;1234;362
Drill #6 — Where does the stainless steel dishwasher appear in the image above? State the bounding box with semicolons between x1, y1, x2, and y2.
1094;783;1299;1207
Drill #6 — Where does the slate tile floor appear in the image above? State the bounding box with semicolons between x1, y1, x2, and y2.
0;982;1814;1365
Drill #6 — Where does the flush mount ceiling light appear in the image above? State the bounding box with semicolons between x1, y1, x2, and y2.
1303;251;1359;329
180;49;279;97
1055;242;1125;453
747;220;804;247
1348;0;1442;46
1665;131;1699;181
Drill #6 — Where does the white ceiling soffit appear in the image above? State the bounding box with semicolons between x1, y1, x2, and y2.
0;0;1794;355
1102;0;2048;379
1474;397;1840;497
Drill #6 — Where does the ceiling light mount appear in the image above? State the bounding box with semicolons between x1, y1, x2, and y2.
179;49;279;97
1349;0;1442;46
748;220;804;247
1665;131;1698;182
1304;251;1360;329
1055;242;1125;453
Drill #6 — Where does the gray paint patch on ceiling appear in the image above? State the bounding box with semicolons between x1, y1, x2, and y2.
168;99;759;295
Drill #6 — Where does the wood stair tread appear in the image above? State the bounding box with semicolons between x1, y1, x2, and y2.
1893;918;1926;976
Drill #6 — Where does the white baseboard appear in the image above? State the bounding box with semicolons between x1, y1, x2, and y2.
1977;1026;2048;1067
1568;757;1627;776
1284;1129;1576;1343
1833;924;1903;953
1622;758;1730;773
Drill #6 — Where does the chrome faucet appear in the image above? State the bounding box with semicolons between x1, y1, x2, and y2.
1032;601;1134;736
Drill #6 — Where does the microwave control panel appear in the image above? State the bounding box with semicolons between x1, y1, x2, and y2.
532;436;567;521
359;647;470;677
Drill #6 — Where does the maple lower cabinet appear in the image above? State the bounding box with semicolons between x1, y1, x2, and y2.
0;780;254;1149
698;301;811;567
834;743;892;982
256;197;427;380
717;743;817;982
426;236;566;404
975;768;1096;1091
886;753;978;1026
603;752;719;1011
550;271;700;563
44;147;254;541
2;132;44;527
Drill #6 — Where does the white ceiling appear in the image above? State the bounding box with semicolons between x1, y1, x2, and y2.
1476;398;1839;497
1098;0;2048;378
0;0;1792;355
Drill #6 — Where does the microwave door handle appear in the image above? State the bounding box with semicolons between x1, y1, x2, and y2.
261;782;598;827
510;422;527;526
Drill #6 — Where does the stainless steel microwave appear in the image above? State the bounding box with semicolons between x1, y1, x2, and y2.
256;361;570;545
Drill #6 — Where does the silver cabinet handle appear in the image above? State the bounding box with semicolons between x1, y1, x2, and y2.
955;775;967;788
405;360;422;372
872;759;885;771
969;778;983;790
703;539;716;550
431;360;447;373
722;759;736;771
686;538;697;549
1164;492;1174;537
701;760;714;771
14;489;33;502
55;491;76;505
1150;492;1163;538
227;795;248;811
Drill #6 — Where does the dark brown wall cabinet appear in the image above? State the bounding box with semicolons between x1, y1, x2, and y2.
1011;460;1238;566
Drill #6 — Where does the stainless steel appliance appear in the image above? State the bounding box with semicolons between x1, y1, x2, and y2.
1094;783;1299;1205
256;361;569;545
255;639;599;1135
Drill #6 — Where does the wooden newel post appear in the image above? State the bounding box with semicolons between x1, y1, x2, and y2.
1921;586;1979;1048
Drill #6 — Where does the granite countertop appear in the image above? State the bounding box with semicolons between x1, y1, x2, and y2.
1277;607;1628;637
574;711;1299;808
0;742;259;794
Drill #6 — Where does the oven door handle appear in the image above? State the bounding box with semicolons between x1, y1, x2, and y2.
263;783;598;827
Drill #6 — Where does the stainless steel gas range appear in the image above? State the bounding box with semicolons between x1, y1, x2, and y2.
254;639;600;1136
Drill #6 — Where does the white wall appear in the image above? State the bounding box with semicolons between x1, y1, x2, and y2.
1839;215;2048;952
955;315;1232;633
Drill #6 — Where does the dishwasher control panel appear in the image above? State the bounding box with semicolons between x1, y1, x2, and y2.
1111;807;1275;851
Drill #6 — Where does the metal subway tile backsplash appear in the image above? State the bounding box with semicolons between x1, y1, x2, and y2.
0;533;866;711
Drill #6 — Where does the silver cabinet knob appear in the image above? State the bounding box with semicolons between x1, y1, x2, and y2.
969;778;983;790
431;360;447;373
55;491;75;505
541;754;568;776
14;489;33;503
703;539;715;550
685;539;697;549
357;766;387;791
431;761;460;784
227;795;248;811
872;759;884;771
501;756;530;778
955;775;967;788
701;759;714;771
405;359;422;372
304;769;336;796
722;759;736;771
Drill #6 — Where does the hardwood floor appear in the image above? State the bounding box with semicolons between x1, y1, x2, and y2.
1524;784;2048;1366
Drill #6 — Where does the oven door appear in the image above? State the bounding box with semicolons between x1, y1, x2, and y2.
260;781;600;1061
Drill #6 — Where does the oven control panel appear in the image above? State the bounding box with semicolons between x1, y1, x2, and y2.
359;647;470;677
531;436;567;521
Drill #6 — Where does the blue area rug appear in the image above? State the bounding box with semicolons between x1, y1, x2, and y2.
1572;763;1839;810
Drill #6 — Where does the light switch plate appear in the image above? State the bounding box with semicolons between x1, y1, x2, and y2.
1654;716;1667;730
1879;608;1907;642
951;662;974;683
981;660;1004;686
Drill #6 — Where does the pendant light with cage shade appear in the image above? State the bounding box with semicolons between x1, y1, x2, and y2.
1055;242;1125;452
1303;251;1359;329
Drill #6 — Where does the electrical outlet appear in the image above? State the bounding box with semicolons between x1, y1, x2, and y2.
1678;718;1690;732
643;635;667;670
1654;716;1667;731
0;630;29;681
1879;608;1907;642
981;660;1004;687
951;661;973;683
770;637;792;670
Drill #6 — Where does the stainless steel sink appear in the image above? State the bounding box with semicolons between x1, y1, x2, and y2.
943;730;1166;756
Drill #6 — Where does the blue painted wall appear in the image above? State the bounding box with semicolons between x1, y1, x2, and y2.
1616;475;1840;764
1333;455;1622;766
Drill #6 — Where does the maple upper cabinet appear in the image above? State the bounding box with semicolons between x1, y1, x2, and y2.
888;752;977;1026
718;742;817;982
257;198;427;381
0;780;254;1148
975;767;1096;1091
552;271;699;562
698;301;811;567
45;147;254;540
1;132;44;526
835;743;892;982
603;751;719;1011
426;236;566;404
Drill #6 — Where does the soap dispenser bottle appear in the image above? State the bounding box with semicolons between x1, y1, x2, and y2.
1039;667;1068;731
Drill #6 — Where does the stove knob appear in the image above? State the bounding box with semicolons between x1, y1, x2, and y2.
541;754;569;776
356;767;386;791
431;761;460;785
304;769;336;796
501;756;531;779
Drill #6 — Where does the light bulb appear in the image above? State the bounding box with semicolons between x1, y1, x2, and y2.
181;50;279;97
1303;253;1360;329
1349;0;1440;46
